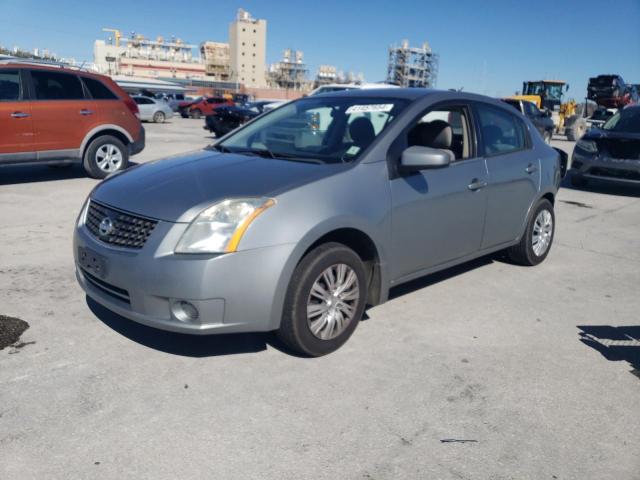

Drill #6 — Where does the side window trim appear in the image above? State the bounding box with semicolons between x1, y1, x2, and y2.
471;101;532;158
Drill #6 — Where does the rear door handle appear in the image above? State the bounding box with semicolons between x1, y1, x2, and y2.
525;163;538;174
11;111;31;118
80;109;94;116
467;178;487;191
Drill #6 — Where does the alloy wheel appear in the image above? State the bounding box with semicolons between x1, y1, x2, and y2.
532;209;553;256
95;144;123;173
306;263;360;340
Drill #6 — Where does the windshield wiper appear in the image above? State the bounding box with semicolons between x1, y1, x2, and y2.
211;144;232;153
228;147;324;164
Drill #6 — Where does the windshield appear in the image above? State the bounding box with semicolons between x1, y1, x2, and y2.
523;82;563;101
218;96;409;163
602;108;640;133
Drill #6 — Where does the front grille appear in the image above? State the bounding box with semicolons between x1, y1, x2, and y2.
596;139;640;160
86;201;158;249
81;269;131;304
588;167;640;182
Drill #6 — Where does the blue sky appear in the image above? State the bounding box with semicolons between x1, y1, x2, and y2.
2;0;639;97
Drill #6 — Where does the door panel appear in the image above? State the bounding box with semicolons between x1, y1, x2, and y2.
482;154;539;248
0;69;34;157
0;102;34;155
31;99;99;152
390;158;488;281
475;102;541;248
28;69;99;152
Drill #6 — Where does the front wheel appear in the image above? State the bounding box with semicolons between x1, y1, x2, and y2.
83;135;129;179
277;242;368;357
506;199;555;266
191;109;202;119
543;130;552;144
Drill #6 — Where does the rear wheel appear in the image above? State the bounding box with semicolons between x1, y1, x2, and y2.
153;111;165;123
277;242;368;357
506;199;555;266
83;135;129;179
191;109;202;119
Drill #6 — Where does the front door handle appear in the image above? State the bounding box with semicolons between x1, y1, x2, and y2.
525;163;538;174
11;111;31;118
467;178;488;191
80;109;94;116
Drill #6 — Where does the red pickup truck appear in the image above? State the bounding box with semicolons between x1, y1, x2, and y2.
181;96;233;119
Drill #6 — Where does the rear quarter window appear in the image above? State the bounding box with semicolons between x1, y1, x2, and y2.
82;77;118;100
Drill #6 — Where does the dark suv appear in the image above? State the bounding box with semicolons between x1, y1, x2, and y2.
0;60;144;178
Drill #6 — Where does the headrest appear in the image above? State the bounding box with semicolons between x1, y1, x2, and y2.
409;120;452;149
349;117;376;148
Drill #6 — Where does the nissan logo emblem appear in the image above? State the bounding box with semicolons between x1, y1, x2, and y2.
99;217;114;237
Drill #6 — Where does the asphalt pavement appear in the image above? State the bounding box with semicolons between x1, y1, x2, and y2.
1;119;639;479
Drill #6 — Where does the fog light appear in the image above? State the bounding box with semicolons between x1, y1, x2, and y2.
172;300;199;323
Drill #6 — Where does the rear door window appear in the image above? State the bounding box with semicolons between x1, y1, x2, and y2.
476;104;529;156
82;77;117;100
31;70;84;100
0;70;22;101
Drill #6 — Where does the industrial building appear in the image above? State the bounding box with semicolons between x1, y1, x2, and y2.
200;41;231;81
387;40;439;88
268;49;309;90
228;9;267;88
93;30;206;79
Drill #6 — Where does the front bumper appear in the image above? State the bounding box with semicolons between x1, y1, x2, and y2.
129;126;145;156
571;149;640;184
74;218;295;335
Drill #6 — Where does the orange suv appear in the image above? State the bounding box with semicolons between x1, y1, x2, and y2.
0;60;144;178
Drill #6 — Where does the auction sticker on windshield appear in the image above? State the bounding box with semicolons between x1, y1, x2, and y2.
345;104;394;114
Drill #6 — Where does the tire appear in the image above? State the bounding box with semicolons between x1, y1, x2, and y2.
191;109;202;119
566;121;586;141
153;111;166;123
543;130;552;144
506;199;555;266
570;174;588;188
83;135;129;179
276;242;368;357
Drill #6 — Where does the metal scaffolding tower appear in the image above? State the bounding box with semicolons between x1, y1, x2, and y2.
387;40;439;88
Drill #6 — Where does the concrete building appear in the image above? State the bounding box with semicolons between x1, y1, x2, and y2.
387;40;439;88
200;41;231;81
93;30;206;79
228;9;267;88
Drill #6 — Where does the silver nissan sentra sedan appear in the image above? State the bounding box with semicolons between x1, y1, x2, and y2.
74;89;563;356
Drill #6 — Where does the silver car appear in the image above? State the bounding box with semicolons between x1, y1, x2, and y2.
74;89;563;356
132;96;174;123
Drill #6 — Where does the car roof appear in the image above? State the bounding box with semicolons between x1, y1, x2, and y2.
314;87;507;106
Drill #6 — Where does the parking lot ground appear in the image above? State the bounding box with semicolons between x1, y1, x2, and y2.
1;119;639;479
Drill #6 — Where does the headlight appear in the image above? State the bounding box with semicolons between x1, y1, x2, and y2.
175;198;275;254
576;139;597;153
77;198;90;227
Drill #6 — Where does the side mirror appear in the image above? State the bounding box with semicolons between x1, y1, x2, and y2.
400;146;452;171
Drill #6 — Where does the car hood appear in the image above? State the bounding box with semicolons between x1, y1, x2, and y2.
92;150;341;223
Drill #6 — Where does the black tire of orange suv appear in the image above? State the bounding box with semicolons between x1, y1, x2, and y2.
83;135;129;179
